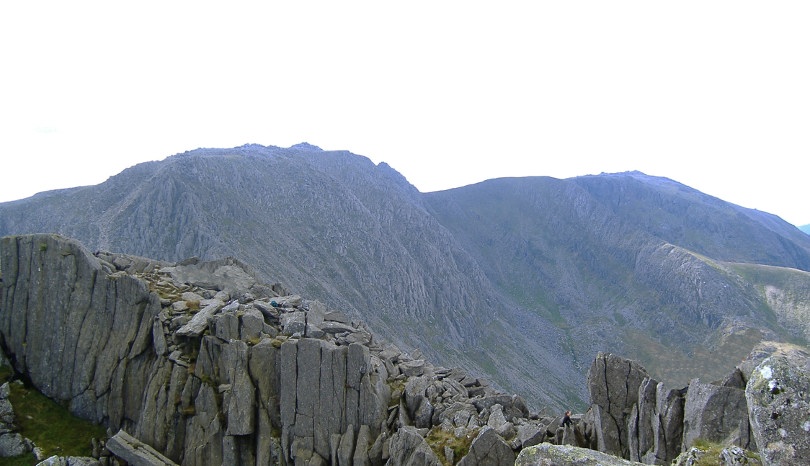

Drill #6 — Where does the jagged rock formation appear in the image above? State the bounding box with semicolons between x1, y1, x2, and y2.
3;145;810;413
580;346;810;465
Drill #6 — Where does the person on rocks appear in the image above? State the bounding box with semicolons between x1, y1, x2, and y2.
561;410;572;428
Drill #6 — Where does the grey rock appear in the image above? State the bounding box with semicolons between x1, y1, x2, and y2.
386;426;441;466
433;401;477;430
281;311;307;336
152;318;168;356
400;360;426;377
337;427;355;466
516;443;646;466
324;311;351;324
211;311;240;342
177;299;224;337
305;323;326;339
369;431;387;466
651;383;686;464
320;321;357;335
304;300;327;327
0;432;31;457
746;348;810;465
472;394;529;422
720;445;762;465
682;378;748;451
587;352;650;459
353;424;372;466
106;429;177;466
240;306;265;342
486;404;516;439
457;426;515;466
516;423;547;448
222;340;255;436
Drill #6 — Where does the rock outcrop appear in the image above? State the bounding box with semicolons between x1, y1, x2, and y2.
582;345;810;465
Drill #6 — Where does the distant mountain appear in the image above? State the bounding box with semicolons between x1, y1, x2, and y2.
800;224;810;235
2;144;809;411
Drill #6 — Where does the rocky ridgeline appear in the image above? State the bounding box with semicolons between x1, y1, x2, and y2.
1;234;809;466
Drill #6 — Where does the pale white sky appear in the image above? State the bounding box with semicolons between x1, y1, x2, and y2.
1;2;808;226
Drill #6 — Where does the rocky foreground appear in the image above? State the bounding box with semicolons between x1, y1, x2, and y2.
1;234;808;465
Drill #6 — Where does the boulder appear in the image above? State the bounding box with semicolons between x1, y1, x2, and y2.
486;404;516;439
458;426;515;466
681;378;749;451
386;426;441;466
516;443;646;465
106;429;178;466
177;299;225;337
0;432;31;458
746;348;810;465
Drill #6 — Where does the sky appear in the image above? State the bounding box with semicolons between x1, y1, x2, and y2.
1;2;808;226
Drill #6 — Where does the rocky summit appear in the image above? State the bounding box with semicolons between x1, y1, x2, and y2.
1;233;808;465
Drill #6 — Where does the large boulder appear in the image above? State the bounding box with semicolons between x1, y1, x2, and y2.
386;426;441;466
681;378;749;451
745;347;810;465
457;426;515;466
516;443;645;465
586;352;651;458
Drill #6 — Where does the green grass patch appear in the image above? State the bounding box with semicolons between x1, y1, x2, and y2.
6;382;107;461
0;454;39;466
0;365;12;383
426;427;478;466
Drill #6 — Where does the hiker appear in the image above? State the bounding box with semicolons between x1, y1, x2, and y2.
561;410;572;428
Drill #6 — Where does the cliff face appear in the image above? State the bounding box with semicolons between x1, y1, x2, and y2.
0;234;162;423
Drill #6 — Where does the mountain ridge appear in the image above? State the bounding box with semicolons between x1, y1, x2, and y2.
2;143;809;411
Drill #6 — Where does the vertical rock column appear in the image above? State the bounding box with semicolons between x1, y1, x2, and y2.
586;352;650;459
280;338;390;464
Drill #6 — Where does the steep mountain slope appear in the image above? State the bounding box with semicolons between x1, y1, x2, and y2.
423;175;810;389
2;144;809;410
